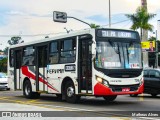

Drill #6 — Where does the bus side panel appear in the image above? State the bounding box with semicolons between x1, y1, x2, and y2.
21;66;36;92
38;68;48;92
16;69;20;89
47;64;61;94
47;64;78;94
8;68;14;90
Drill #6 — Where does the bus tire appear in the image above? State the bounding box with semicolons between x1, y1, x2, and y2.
23;80;34;99
65;81;80;103
130;94;138;97
103;95;117;102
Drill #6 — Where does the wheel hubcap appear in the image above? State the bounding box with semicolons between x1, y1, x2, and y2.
67;86;74;97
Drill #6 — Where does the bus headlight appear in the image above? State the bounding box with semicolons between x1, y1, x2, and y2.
103;80;109;87
96;76;109;87
96;76;103;83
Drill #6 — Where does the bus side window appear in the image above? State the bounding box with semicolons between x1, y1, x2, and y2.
22;46;35;66
49;41;59;64
60;39;76;63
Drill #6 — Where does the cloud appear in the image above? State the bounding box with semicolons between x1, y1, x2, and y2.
0;0;160;50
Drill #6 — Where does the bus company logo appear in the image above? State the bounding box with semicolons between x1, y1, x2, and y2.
110;80;122;83
47;69;64;74
1;112;42;117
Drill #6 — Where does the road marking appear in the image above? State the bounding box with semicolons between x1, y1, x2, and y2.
0;95;158;119
139;93;144;101
0;97;11;99
27;99;39;103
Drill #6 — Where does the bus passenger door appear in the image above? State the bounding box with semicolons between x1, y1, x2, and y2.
78;38;92;93
14;50;22;90
36;45;48;92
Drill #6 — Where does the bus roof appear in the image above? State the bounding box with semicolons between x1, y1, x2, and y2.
8;28;138;49
9;28;93;49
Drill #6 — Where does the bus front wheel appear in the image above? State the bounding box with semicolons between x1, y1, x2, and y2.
103;95;117;102
65;81;80;103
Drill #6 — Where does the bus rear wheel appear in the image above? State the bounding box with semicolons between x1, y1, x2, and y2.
103;95;117;102
65;81;80;103
23;80;40;99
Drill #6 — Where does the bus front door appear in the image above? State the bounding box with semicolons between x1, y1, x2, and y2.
78;39;92;93
36;45;48;92
14;49;22;90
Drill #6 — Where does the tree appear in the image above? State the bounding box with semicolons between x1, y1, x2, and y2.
0;57;7;73
3;47;8;55
148;36;156;41
125;7;156;40
8;36;22;45
90;23;100;28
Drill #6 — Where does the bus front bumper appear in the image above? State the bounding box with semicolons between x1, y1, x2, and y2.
94;83;144;96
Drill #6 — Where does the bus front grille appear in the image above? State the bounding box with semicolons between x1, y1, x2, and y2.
109;84;139;92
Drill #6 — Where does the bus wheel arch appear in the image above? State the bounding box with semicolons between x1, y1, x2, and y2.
61;77;73;98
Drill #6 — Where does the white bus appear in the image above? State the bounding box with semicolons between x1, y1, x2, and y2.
8;28;144;103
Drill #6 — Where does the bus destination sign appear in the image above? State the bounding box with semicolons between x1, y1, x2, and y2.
97;30;137;39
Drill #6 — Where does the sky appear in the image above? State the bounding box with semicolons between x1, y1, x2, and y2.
0;0;160;50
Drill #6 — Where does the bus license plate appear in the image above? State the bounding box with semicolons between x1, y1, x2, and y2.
122;88;130;92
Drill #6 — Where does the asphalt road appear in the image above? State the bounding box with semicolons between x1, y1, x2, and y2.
0;90;160;119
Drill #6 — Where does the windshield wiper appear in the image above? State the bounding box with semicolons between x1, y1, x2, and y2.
108;39;121;62
108;39;120;54
126;45;129;63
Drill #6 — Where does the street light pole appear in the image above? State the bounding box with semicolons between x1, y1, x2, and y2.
109;0;111;28
155;30;158;68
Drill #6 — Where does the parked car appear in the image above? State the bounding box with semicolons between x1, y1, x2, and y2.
130;69;160;97
0;72;10;90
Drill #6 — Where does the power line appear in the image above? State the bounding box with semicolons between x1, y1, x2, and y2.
0;19;131;37
0;32;66;37
101;19;130;27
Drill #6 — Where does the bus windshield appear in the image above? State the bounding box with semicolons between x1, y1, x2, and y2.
95;41;142;69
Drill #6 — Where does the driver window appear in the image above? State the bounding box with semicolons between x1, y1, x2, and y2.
155;71;160;78
149;71;156;78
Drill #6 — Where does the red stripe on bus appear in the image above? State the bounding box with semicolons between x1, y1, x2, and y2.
21;66;59;92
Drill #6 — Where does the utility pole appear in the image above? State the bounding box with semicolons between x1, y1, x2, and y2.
141;0;148;41
109;0;111;28
156;20;160;68
141;0;149;68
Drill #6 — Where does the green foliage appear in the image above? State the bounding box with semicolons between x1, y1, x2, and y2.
8;36;22;45
90;23;100;28
148;36;156;41
3;47;8;55
125;6;156;39
0;58;7;73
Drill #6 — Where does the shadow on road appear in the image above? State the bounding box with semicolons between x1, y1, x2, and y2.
14;95;139;107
